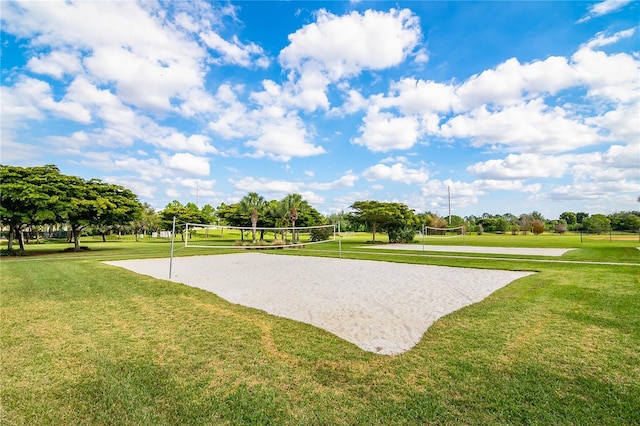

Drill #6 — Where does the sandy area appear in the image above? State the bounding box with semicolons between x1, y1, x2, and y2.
105;253;533;355
364;244;573;256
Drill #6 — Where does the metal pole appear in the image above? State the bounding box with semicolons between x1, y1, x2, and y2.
169;216;176;279
448;186;451;226
338;221;342;259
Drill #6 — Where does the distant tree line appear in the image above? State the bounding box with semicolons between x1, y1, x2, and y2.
160;192;324;244
2;165;639;252
465;211;640;235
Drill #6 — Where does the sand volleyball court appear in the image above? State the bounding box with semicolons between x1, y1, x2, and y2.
105;253;533;355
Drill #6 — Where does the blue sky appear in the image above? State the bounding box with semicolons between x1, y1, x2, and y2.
2;0;639;219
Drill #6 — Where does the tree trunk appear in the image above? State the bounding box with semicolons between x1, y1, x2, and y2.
101;233;106;242
72;226;82;251
251;220;257;243
292;220;297;243
7;226;14;250
16;226;25;251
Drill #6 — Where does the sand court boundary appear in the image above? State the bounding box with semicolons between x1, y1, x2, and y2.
105;253;534;355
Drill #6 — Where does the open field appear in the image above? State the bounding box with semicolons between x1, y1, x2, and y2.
1;234;639;424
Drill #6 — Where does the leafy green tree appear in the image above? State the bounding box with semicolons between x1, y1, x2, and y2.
215;202;248;238
583;214;610;234
238;192;267;243
350;200;390;242
496;217;510;234
576;212;589;227
1;165;141;251
531;211;545;221
559;212;577;228
324;211;355;231
201;204;217;224
0;164;73;250
65;178;141;250
449;215;466;228
608;211;640;231
131;203;159;241
350;200;416;242
266;199;290;240
159;200;212;236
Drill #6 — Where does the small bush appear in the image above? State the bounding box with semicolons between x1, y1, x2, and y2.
62;246;91;252
532;220;545;235
0;248;25;257
388;226;416;243
309;227;333;242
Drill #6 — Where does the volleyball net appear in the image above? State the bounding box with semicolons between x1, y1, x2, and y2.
422;225;465;237
182;223;337;249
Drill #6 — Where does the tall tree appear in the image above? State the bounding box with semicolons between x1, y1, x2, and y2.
267;199;290;241
282;193;305;243
65;178;141;250
0;165;63;249
350;200;416;242
131;202;158;241
159;200;212;233
238;192;266;243
583;214;611;234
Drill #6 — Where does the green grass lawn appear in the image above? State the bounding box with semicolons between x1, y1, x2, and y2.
1;235;639;424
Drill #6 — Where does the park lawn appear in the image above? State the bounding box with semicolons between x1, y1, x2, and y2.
1;238;639;424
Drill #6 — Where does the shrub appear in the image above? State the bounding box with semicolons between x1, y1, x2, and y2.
309;227;333;242
555;220;568;234
0;248;25;256
532;220;545;235
388;226;416;243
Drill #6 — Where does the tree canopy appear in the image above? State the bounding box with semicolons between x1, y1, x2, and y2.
1;165;141;250
350;200;417;242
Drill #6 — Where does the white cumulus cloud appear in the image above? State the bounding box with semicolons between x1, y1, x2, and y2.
363;163;429;184
163;153;210;177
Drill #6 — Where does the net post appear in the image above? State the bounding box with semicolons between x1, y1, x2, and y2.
184;223;189;247
169;216;176;279
338;221;342;259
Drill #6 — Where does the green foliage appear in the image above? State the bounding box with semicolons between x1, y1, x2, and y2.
309;226;333;242
238;192;267;242
0;165;142;251
159;200;213;230
576;212;589;224
583;214;611;234
350;200;416;242
387;226;416;243
608;211;640;231
0;248;25;256
559;211;577;226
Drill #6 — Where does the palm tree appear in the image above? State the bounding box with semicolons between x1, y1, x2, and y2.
238;192;266;243
268;200;289;241
282;193;304;243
